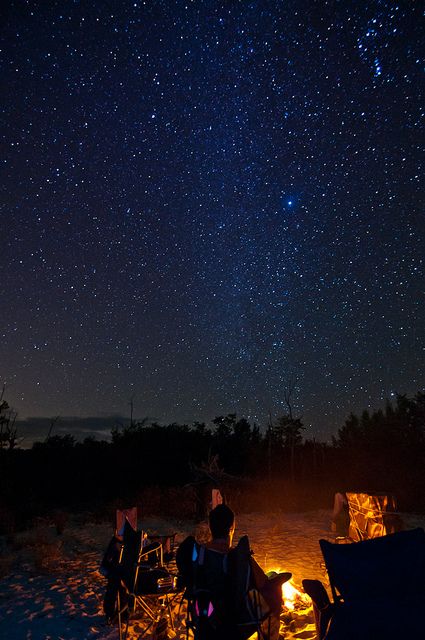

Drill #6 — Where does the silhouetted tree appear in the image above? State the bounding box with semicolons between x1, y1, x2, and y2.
0;387;20;449
274;414;304;481
332;393;425;504
274;379;305;481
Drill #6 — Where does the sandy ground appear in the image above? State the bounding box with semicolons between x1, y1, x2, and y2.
0;510;424;640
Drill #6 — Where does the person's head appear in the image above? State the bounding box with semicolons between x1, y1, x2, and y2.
208;504;235;542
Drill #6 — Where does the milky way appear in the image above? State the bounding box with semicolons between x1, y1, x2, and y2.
1;1;424;441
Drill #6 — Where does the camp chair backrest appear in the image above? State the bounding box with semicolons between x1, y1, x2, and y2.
212;489;223;509
116;507;138;536
320;527;425;602
194;544;229;597
187;535;270;640
120;522;142;578
227;535;256;616
118;522;162;588
346;492;400;541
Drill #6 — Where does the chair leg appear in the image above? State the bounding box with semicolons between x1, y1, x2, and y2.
136;595;157;621
164;593;178;631
123;614;130;640
117;591;123;640
117;589;131;640
249;588;270;640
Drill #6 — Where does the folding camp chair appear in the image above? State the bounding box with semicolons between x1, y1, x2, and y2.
302;528;425;639
345;492;403;541
115;506;176;562
178;534;290;640
114;521;181;640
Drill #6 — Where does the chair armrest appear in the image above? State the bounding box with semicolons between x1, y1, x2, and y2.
302;579;331;610
149;533;177;552
138;541;163;567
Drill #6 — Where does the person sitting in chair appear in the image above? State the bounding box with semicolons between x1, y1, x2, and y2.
177;504;291;640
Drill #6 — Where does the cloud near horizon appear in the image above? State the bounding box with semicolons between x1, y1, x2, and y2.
15;415;130;447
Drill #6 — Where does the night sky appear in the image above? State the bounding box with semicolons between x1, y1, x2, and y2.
1;1;424;444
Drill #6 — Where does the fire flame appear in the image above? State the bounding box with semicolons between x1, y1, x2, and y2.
267;568;311;611
282;579;310;610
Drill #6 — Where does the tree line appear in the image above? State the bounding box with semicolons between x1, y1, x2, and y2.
0;392;424;531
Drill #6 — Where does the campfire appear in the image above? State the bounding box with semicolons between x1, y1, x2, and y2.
282;578;311;610
265;566;311;611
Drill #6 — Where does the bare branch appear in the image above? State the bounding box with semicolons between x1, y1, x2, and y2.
283;376;297;420
47;416;60;439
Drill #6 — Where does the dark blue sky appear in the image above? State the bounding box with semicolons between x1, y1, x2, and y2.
1;1;424;442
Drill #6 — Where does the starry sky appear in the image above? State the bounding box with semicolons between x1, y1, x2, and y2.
1;0;424;444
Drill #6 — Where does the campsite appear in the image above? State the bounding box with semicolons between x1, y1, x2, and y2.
0;509;323;640
1;395;425;638
1;1;423;637
1;492;425;639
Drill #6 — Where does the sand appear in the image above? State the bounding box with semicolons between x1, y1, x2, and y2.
0;511;423;639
